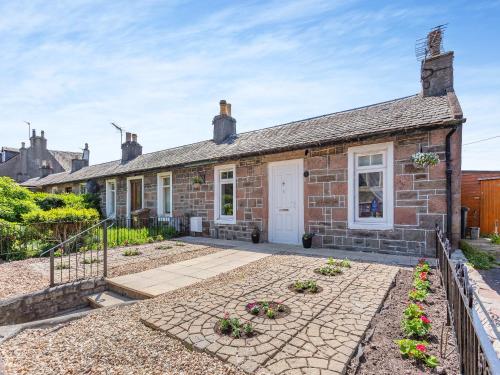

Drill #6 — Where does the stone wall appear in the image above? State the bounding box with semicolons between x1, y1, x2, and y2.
0;278;107;326
43;127;461;256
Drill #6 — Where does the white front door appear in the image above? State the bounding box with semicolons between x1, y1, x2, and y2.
268;159;304;244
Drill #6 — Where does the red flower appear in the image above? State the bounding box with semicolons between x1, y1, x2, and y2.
419;272;427;281
421;315;431;324
416;344;427;352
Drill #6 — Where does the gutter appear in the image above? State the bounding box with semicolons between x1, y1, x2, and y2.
445;126;458;244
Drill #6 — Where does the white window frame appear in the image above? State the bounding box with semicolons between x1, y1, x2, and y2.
51;186;58;194
105;179;117;218
79;183;87;194
348;142;394;230
126;176;144;218
214;164;236;224
157;172;173;217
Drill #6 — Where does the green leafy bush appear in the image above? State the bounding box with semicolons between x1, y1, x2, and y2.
489;233;500;245
0;177;38;222
395;339;438;368
23;207;99;223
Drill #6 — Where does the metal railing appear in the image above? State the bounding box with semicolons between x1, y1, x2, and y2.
435;225;500;374
39;216;190;286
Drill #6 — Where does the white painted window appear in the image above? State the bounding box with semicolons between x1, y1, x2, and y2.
106;179;117;218
214;164;236;224
79;183;87;194
157;172;172;217
348;142;394;230
126;176;144;217
51;187;58;194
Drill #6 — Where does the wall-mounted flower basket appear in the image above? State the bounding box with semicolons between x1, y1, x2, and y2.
411;152;440;169
192;176;204;190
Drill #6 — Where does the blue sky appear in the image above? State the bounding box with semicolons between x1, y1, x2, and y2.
1;0;499;170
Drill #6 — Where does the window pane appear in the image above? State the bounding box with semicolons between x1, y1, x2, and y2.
110;191;116;215
221;183;234;216
221;171;233;180
163;186;171;214
371;154;383;165
358;171;383;218
358;155;370;167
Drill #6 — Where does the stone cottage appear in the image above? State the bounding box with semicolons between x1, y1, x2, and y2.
22;31;465;256
0;130;87;184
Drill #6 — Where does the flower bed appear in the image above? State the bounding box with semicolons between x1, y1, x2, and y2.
288;280;323;294
245;301;290;319
314;257;350;276
215;312;256;338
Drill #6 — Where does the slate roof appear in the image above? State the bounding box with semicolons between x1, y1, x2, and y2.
49;150;82;171
22;93;463;188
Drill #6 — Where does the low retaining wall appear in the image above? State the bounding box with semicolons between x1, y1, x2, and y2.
0;278;107;326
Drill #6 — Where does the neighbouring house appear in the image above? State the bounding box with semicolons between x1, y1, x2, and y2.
21;30;465;256
0;130;88;184
462;171;500;234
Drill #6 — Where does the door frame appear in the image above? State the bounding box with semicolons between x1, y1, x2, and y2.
268;158;304;244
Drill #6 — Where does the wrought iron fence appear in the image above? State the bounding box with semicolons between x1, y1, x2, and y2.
36;216;190;286
435;225;500;374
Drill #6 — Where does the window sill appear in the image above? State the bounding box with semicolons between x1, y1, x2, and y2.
348;222;393;231
215;218;236;225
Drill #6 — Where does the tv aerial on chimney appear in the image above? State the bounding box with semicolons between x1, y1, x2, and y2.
23;121;31;139
415;24;447;61
111;122;125;146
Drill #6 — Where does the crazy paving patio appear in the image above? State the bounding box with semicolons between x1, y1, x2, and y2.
141;254;399;374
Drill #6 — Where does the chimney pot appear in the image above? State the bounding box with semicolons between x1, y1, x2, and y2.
32;129;36;138
219;100;228;116
21;142;25;149
132;133;137;142
227;103;232;117
41;130;45;138
427;29;442;57
125;132;132;142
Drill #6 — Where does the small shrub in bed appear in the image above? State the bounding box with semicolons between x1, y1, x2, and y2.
245;301;290;319
293;280;319;293
81;257;100;264
55;262;69;270
216;312;255;338
123;248;141;256
401;304;431;338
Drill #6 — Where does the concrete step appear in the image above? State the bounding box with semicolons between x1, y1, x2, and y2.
106;279;154;300
86;291;134;308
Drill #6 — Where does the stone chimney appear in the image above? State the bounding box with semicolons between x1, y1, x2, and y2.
71;144;90;173
213;100;236;143
121;132;142;163
40;161;52;178
421;29;454;97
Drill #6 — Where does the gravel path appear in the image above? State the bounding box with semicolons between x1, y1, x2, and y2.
0;251;281;375
0;241;217;301
0;254;399;375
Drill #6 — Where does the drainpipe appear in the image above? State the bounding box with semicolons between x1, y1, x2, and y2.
445;126;458;244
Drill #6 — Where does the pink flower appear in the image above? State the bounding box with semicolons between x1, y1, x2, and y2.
224;312;229;319
416;303;424;310
421;315;431;324
419;272;427;281
416;344;427;352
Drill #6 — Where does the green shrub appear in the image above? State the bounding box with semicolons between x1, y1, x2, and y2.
0;177;38;222
459;240;497;270
123;248;141;256
489;234;500;245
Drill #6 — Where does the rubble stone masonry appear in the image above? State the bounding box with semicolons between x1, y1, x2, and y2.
48;127;461;257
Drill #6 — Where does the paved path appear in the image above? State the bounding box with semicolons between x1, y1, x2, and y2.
141;254;399;374
108;249;272;297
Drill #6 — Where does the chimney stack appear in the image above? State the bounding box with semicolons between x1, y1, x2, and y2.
72;143;90;173
421;29;454;97
121;132;142;163
213;99;236;144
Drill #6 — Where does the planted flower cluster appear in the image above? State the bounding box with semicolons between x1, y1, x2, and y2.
246;301;285;319
316;257;350;276
293;280;319;293
395;259;439;369
218;312;254;338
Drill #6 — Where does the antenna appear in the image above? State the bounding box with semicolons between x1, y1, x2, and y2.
111;122;124;146
415;24;448;61
23;121;31;139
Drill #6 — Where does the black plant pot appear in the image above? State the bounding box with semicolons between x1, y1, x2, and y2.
302;237;312;248
251;232;260;244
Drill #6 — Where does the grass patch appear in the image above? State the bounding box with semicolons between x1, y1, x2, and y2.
459;240;498;270
123;248;142;256
489;234;500;245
